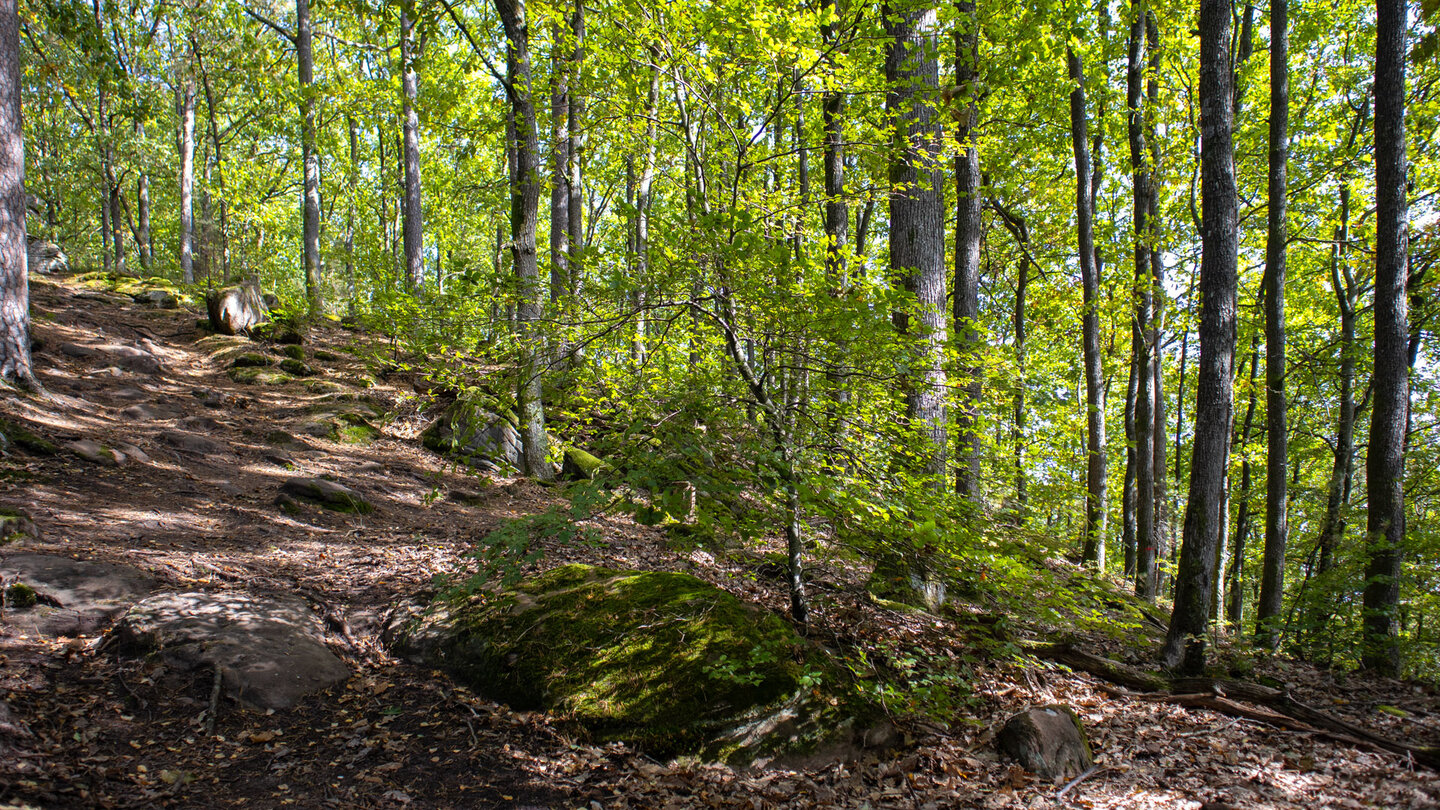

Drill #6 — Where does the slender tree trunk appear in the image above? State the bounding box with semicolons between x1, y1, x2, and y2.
1227;342;1259;632
345;116;358;314
196;46;230;282
954;0;982;500
1255;0;1290;650
1127;0;1156;589
134;122;151;271
1069;45;1106;569
633;52;659;364
178;78;196;284
1317;185;1356;578
566;0;584;293
297;0;322;314
822;0;849;456
1123;347;1139;573
401;4;424;292
1363;0;1409;676
497;0;554;481
0;0;36;390
885;1;948;489
993;203;1032;514
549;14;569;304
1148;9;1168;592
1161;0;1238;674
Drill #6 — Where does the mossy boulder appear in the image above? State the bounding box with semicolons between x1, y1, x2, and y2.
229;352;273;369
298;411;381;444
0;507;39;545
278;357;316;377
278;477;374;514
867;551;948;612
998;705;1094;780
0;418;58;456
387;564;865;763
227;366;291;385
561;447;607;480
279;344;307;361
421;395;524;472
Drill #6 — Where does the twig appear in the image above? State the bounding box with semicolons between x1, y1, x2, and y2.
1177;716;1242;739
204;666;223;735
1056;764;1102;801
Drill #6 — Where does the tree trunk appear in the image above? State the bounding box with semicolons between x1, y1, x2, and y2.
1148;8;1168;595
297;0;322;314
549;13;569;304
1227;342;1260;632
822;0;849;455
633;52;659;364
1068;45;1106;569
1127;0;1156;593
1255;0;1289;651
345;116;359;314
497;0;554;481
196;44;230;282
1161;0;1238;674
1363;0;1409;676
885;1;948;489
0;0;36;390
954;0;982;500
134;122;151;271
178;78;196;284
401;4;424;292
992;203;1032;515
567;0;584;293
1317;184;1356;578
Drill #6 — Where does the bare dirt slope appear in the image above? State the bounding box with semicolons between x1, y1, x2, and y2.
0;273;1437;809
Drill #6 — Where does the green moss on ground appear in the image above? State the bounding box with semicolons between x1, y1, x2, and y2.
6;582;37;608
279;345;307;361
278;358;316;376
0;418;58;455
229;353;273;368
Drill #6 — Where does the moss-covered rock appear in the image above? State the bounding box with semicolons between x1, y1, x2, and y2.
421;395;523;471
278;357;316;377
300;379;349;394
229;352;273;368
279;344;307;361
0;507;39;545
0;418;58;456
312;348;342;362
227;366;291;385
278;477;374;514
298;410;381;444
387;564;863;762
867;552;948;612
561;447;607;480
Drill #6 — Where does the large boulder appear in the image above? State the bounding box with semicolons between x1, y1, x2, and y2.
421;395;524;472
0;554;157;637
386;564;867;763
206;283;269;336
26;238;67;275
998;705;1094;780
109;591;350;711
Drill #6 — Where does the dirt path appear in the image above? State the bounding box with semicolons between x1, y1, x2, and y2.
1;274;1438;809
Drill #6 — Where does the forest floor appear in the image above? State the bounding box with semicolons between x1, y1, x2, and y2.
0;271;1437;809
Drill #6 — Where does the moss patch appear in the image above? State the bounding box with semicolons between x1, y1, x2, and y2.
278;358;316;377
0;418;58;456
394;564;852;760
229;353;273;368
279;344;307;361
561;447;607;480
6;581;37;608
227;366;291;385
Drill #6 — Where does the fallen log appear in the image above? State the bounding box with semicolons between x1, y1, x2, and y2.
1030;643;1440;771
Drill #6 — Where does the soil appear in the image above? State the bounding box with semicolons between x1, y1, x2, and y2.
1;273;1437;809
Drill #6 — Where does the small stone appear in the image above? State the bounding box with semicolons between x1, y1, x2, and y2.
278;358;315;377
67;439;124;467
114;443;151;464
230;353;274;368
159;430;228;458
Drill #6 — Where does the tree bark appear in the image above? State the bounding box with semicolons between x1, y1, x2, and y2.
497;0;554;481
178;78;196;284
297;0;323;314
134;121;151;271
1068;45;1106;570
1363;0;1409;676
1162;0;1238;674
401;4;424;292
1317;184;1356;579
566;0;584;293
1255;0;1289;651
953;0;982;501
0;0;36;390
822;0;849;456
885;1;948;489
548;13;569;304
1127;0;1155;589
1227;341;1259;632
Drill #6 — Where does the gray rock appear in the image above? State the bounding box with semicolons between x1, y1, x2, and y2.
0;554;157;637
997;705;1094;781
159;430;228;458
27;238;68;275
118;404;166;421
0;508;39;546
421;397;523;471
205;283;269;336
109;592;350;711
58;342;96;359
114;442;150;464
67;439;124;467
94;344;163;375
279;477;374;514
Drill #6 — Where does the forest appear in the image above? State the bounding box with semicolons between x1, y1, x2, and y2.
0;0;1438;805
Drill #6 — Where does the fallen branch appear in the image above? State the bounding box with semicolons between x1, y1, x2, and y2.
1030;643;1440;771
